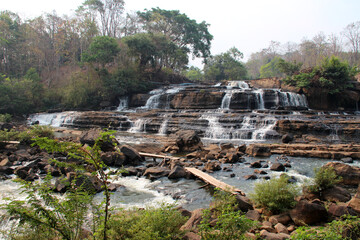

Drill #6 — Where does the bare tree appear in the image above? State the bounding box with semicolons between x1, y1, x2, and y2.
343;21;360;65
80;0;125;38
328;33;343;56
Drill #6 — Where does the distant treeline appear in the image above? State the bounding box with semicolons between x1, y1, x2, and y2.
0;0;359;115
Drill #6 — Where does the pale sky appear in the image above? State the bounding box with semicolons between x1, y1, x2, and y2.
2;0;360;65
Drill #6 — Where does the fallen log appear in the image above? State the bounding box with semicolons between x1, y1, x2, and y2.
139;152;181;161
185;167;245;196
0;141;20;144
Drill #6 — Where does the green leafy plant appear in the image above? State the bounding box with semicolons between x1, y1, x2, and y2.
1;131;117;240
0;128;19;142
0;114;12;123
249;175;300;214
17;125;54;144
199;190;256;240
291;215;360;240
2;175;94;240
307;167;342;193
109;204;188;240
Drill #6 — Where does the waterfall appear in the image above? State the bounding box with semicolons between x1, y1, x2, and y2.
251;116;277;140
220;81;251;110
277;91;308;108
201;114;278;141
220;91;233;109
142;86;185;109
28;112;79;127
254;89;265;109
228;81;250;89
117;96;129;111
158;118;169;135
201;115;229;139
128;119;149;133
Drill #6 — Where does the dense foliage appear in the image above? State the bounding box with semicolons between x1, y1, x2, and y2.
0;3;213;115
199;190;256;240
307;166;342;193
291;215;360;240
204;47;248;81
109;205;187;240
282;56;357;93
249;175;300;214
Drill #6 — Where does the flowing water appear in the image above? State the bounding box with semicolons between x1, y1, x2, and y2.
20;81;360;212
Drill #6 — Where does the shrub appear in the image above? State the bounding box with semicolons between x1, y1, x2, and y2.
2;175;94;240
0;114;12;123
109;204;188;240
249;175;300;214
307;167;342;193
1;131;117;240
291;215;360;240
17;125;54;144
0;129;19;142
199;190;257;240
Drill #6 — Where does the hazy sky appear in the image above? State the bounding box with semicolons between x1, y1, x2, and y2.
2;0;360;64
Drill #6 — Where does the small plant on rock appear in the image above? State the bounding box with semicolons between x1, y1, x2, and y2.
108;204;188;240
199;190;257;240
249;175;300;214
307;166;342;193
291;215;360;240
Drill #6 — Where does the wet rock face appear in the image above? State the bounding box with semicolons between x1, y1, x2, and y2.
171;91;224;109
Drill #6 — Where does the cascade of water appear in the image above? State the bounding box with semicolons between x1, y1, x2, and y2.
254;89;265;109
158;118;169;135
251;116;277;140
117;96;129;111
201;115;229;139
228;81;250;89
287;92;308;107
328;124;341;141
28;112;79;127
142;86;185;109
201;114;278;141
277;91;308;108
220;91;233;109
128;119;149;133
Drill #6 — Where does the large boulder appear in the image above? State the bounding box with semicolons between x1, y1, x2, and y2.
175;130;203;152
246;144;271;157
281;134;293;143
270;163;285;172
348;184;360;214
143;167;170;180
323;162;360;186
101;152;126;167
235;195;254;212
290;200;328;225
204;160;221;172
328;203;359;217
67;172;104;193
80;128;101;146
322;186;352;202
168;165;188;179
120;145;143;166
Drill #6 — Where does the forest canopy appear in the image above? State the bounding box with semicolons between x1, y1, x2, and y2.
0;0;359;115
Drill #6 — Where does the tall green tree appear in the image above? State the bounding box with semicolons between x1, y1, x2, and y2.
259;56;283;78
83;35;120;68
137;8;213;62
204;47;247;81
123;33;188;71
